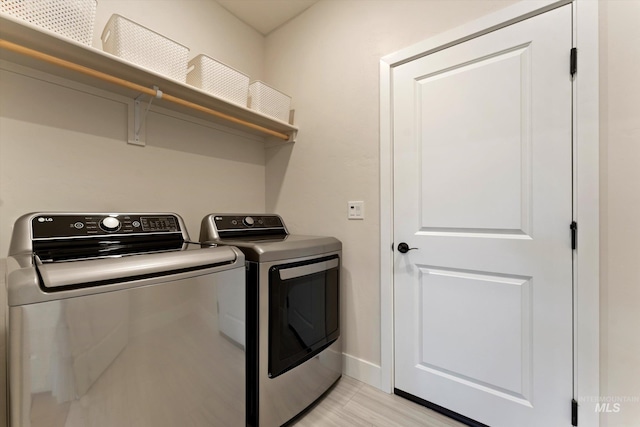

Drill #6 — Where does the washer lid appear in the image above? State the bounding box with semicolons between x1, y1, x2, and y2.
35;246;237;289
212;234;341;262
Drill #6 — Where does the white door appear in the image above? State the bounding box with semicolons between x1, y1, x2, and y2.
393;5;573;427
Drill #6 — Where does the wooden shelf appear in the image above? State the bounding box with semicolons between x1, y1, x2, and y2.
0;14;298;143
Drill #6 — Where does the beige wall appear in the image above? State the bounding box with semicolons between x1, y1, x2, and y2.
264;0;518;372
0;69;267;250
599;1;640;426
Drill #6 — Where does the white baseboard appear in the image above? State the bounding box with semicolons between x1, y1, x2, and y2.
342;353;383;391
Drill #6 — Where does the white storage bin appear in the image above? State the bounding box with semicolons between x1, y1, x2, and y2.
248;81;291;123
187;54;249;107
101;14;189;82
0;0;97;46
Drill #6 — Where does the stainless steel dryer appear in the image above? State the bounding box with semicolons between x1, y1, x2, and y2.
6;212;247;427
200;214;342;427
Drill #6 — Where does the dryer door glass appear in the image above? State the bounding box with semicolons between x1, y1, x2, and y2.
268;255;340;378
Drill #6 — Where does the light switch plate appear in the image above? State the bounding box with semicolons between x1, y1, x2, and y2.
348;201;364;220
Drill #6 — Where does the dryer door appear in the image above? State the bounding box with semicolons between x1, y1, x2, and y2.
268;254;340;378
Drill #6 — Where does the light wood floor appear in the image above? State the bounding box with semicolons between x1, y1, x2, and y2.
291;375;466;427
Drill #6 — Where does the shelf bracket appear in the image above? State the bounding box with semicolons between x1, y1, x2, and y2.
265;128;297;148
264;109;297;147
129;86;163;146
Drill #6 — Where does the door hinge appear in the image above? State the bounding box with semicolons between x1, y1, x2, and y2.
570;221;578;250
570;47;578;77
572;399;578;426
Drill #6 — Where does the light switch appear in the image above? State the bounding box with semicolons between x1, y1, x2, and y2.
348;201;364;220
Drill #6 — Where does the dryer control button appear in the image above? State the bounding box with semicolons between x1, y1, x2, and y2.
243;216;255;227
100;216;121;232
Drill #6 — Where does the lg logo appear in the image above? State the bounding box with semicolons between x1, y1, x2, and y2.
37;217;53;223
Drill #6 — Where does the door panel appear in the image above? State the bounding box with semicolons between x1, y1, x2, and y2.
393;5;572;427
418;267;532;402
418;44;531;233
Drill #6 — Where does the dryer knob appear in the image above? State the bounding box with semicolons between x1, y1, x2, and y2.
243;216;255;227
100;216;121;232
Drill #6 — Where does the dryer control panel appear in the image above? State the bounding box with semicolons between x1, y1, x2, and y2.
213;215;285;232
204;214;288;240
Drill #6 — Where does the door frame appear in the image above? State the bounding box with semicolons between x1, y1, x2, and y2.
379;1;599;426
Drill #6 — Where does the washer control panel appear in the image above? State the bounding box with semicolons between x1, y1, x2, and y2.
213;215;284;232
32;214;181;238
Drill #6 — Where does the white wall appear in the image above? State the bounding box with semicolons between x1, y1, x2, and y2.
599;1;640;425
263;0;518;379
0;1;265;424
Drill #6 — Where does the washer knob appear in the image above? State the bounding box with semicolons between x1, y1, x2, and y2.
100;216;121;232
243;216;255;227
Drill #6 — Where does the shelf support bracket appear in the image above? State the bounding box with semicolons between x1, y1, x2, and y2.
265;128;297;148
129;86;163;146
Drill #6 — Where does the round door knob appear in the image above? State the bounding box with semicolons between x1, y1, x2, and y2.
397;242;418;253
100;216;121;232
243;216;255;226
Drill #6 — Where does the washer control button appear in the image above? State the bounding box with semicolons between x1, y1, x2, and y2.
100;216;121;232
74;222;84;229
243;216;255;227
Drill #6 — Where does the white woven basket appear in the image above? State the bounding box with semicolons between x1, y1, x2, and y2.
0;0;97;46
101;14;189;82
248;81;291;123
187;54;249;107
